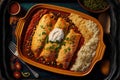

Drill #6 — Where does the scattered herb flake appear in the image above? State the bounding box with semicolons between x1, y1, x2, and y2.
61;42;66;46
68;47;71;51
42;31;46;35
40;25;44;29
45;36;49;43
65;37;70;41
64;49;68;53
39;46;43;49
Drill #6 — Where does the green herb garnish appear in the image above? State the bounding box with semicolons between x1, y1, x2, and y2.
65;37;70;41
55;44;61;52
40;25;44;29
48;27;52;31
46;45;55;51
39;46;43;49
64;47;71;53
68;47;71;51
55;40;60;43
42;31;46;35
45;36;49;43
61;41;66;46
64;49;68;53
37;39;42;42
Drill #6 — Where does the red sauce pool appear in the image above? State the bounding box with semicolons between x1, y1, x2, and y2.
9;2;20;15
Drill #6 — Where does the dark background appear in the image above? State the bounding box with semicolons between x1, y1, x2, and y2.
0;0;120;80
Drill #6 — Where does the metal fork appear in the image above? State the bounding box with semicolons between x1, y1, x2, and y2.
9;41;39;78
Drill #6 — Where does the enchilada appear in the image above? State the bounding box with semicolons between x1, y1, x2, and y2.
56;29;81;69
39;17;69;61
31;13;56;57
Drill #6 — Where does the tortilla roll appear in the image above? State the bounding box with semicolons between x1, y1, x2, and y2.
39;17;69;61
31;13;56;57
56;29;81;69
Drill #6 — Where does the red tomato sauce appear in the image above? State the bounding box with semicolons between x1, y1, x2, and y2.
9;2;20;14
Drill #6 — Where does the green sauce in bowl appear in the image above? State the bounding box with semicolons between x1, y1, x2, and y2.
82;0;108;11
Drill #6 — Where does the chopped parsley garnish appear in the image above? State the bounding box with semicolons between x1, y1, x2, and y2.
46;45;55;51
45;43;61;52
64;47;71;53
68;47;71;51
48;27;52;31
42;31;46;35
64;49;68;53
61;41;66;46
65;37;70;41
55;44;61;52
40;25;44;29
39;46;43;49
45;36;49;43
55;40;61;43
70;41;74;44
38;39;42;42
47;23;52;27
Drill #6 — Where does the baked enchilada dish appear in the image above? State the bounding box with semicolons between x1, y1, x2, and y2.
19;5;105;74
